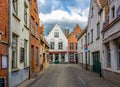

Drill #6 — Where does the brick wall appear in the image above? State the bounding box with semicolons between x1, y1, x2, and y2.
30;0;41;77
0;0;8;86
68;24;82;52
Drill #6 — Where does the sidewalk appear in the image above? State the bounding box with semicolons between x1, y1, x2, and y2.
76;65;118;87
17;69;48;87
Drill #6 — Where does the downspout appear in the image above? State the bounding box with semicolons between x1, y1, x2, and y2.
29;0;31;79
8;0;11;86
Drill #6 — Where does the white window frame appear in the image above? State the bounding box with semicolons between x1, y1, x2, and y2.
12;34;18;69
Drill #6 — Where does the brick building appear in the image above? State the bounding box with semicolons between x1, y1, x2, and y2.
40;25;49;69
30;0;41;77
68;24;82;63
0;0;8;86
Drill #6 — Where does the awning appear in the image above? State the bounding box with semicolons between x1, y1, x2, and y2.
49;51;67;54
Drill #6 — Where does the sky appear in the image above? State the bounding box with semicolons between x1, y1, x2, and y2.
38;0;90;36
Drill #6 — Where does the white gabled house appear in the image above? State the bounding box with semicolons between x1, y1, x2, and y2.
46;24;68;63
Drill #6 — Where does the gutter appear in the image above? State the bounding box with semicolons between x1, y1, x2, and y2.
8;0;11;87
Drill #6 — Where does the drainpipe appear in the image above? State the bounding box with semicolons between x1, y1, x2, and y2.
29;0;31;79
8;0;11;87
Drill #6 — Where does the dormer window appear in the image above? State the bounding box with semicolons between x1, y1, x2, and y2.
54;32;59;38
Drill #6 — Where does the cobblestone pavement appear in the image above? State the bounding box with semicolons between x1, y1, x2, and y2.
19;64;118;87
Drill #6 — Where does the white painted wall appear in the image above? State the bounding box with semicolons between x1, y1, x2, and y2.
77;33;87;64
87;0;105;66
102;0;120;73
9;0;30;72
46;24;68;62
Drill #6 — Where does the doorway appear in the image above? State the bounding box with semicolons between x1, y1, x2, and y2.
61;54;65;63
55;54;59;63
93;51;101;74
75;54;78;64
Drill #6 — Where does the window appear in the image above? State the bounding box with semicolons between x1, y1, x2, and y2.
50;42;55;50
88;33;90;44
70;43;74;50
36;24;38;37
50;54;53;61
117;6;120;16
81;52;83;63
31;46;34;59
54;32;59;38
88;50;90;64
76;33;80;38
106;43;111;68
76;43;77;50
12;34;18;69
118;44;120;68
31;17;34;35
111;6;115;18
13;0;18;15
97;22;100;39
81;39;83;49
91;7;93;18
91;29;93;43
70;53;74;58
58;42;63;50
20;48;24;63
24;40;27;66
24;2;28;25
36;48;39;64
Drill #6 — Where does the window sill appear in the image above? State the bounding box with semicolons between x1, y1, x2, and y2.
12;68;19;72
24;66;29;69
96;37;100;40
13;13;21;22
91;41;93;44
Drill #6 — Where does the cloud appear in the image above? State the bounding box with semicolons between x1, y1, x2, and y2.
39;10;88;35
38;0;90;36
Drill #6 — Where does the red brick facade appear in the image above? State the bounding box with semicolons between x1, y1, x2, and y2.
0;0;8;86
30;0;41;77
68;24;82;63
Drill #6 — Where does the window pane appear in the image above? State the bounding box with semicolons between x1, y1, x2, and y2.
54;32;59;38
58;42;63;50
31;17;34;35
12;34;17;69
50;42;55;50
24;40;27;66
36;48;38;64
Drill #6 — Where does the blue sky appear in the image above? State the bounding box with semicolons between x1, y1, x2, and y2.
38;0;90;36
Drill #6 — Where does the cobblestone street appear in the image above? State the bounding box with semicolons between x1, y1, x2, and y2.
19;64;118;87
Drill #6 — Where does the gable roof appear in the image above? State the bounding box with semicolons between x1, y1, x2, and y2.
67;24;82;38
47;23;67;38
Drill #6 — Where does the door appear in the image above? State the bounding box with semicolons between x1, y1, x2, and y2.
55;54;59;63
75;54;78;64
61;54;65;63
93;52;100;74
